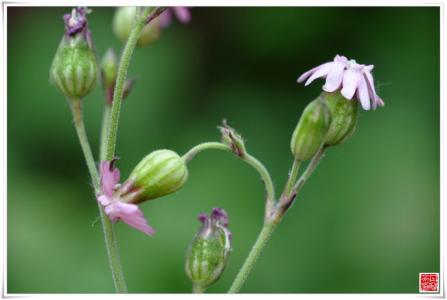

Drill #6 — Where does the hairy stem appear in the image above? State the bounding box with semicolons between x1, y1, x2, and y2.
105;6;153;161
283;158;301;198
228;222;277;293
69;99;100;191
69;98;127;292
99;106;111;161
183;142;230;161
292;147;326;193
228;147;327;293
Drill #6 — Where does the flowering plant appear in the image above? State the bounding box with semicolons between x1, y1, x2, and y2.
50;7;384;293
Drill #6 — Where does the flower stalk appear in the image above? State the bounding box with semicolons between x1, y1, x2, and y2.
106;7;159;161
183;141;275;211
227;147;326;293
68;97;127;292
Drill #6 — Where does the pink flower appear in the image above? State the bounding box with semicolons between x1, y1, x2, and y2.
97;161;155;236
297;55;384;111
159;7;191;28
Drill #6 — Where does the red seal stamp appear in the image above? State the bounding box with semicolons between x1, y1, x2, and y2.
419;273;439;293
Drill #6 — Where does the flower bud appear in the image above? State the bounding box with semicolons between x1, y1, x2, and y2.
113;7;160;47
121;149;188;203
322;91;358;146
185;208;232;291
100;48;117;103
291;99;331;161
101;49;117;87
219;121;246;157
50;7;97;98
100;48;136;104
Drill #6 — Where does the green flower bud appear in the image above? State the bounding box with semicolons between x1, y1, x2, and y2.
101;48;117;89
100;48;117;103
322;91;358;146
219;121;246;157
123;149;188;203
113;7;160;47
50;8;97;98
185;208;232;291
291;99;331;161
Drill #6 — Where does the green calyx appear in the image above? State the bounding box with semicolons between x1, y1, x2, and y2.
185;237;229;289
126;149;188;203
291;98;331;161
50;35;97;98
113;7;160;47
185;216;231;290
322;91;358;146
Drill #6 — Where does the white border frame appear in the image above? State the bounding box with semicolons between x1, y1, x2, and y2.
0;1;445;299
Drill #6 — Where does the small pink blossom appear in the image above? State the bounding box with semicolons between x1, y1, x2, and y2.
97;161;155;236
159;7;191;28
297;54;384;111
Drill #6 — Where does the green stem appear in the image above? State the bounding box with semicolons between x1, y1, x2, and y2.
283;158;301;198
228;222;277;293
99;106;111;161
183;142;275;205
292;147;326;193
69;99;100;191
105;7;153;161
228;148;327;293
69;98;127;292
183;142;229;161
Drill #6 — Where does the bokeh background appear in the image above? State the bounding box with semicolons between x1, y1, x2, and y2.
7;7;440;293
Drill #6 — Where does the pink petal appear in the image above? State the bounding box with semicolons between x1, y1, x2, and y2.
364;64;374;72
297;65;320;83
363;68;383;110
322;62;345;92
304;62;334;86
357;74;371;110
159;10;172;27
340;68;358;100
97;194;111;206
106;202;155;236
173;7;191;23
104;204;121;222
334;54;348;63
100;161;120;198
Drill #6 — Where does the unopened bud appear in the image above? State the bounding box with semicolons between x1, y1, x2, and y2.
100;48;117;103
113;7;160;47
291;99;331;160
121;149;188;203
219;121;246;157
322;91;358;146
185;208;232;291
100;49;136;104
50;7;97;98
101;49;117;88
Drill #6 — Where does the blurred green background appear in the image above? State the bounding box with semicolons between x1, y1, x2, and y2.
7;7;440;293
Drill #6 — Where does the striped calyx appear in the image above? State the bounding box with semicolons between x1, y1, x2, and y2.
123;149;188;204
185;208;232;290
113;7;161;47
291;98;331;161
50;8;97;98
322;91;358;146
